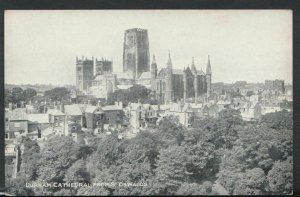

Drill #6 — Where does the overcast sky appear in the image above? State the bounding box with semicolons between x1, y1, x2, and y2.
5;10;292;85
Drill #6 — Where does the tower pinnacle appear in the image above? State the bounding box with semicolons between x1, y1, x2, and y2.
152;54;156;64
167;50;172;68
191;56;197;73
206;55;212;75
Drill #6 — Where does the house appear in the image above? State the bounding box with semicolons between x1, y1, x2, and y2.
8;108;28;137
261;104;281;115
125;102;146;132
27;113;50;140
239;101;262;121
101;102;124;131
84;105;104;134
64;104;83;126
68;122;84;142
164;102;194;127
208;104;220;118
190;103;204;118
47;108;66;136
216;100;231;111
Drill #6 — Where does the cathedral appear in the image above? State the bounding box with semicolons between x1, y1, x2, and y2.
75;28;212;103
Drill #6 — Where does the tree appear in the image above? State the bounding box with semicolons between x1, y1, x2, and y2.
5;177;35;196
107;84;157;106
246;91;255;97
53;189;73;196
24;88;37;101
233;168;269;195
17;137;41;181
176;182;213;195
152;145;188;195
260;110;293;130
36;136;90;194
267;157;293;195
156;115;185;147
184;141;218;182
64;159;90;195
44;87;70;101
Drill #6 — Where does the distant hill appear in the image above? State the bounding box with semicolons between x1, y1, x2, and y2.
5;84;76;92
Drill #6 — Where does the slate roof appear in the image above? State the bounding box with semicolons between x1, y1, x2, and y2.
139;72;151;79
64;105;83;116
85;105;103;113
102;105;123;111
47;109;65;116
117;85;133;90
9;108;28;121
28;114;49;124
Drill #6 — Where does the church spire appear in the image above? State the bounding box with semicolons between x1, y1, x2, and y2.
206;55;212;75
191;56;197;73
167;50;172;69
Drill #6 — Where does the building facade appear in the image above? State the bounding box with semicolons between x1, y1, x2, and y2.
154;53;211;104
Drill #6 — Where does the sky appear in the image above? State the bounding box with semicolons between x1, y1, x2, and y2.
5;10;292;85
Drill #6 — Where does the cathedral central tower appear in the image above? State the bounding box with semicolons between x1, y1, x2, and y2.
123;28;150;80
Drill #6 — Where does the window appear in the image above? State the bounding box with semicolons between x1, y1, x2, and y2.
5;133;8;138
73;126;76;130
14;123;20;127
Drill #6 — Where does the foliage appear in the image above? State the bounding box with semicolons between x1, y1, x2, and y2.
260;110;293;130
176;182;213;195
44;87;70;101
76;95;100;105
267;157;293;195
18;137;41;181
5;87;37;107
152;145;188;195
36;136;91;193
233;168;269;195
156;115;185;147
107;84;157;106
6;177;35;196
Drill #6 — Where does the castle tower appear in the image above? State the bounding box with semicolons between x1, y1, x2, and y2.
165;51;173;103
206;55;212;96
76;56;94;92
123;28;150;80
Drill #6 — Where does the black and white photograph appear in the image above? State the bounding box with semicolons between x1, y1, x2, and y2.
4;10;293;196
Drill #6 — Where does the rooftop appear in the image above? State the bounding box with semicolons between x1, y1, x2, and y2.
64;105;83;116
28;114;49;124
47;109;65;116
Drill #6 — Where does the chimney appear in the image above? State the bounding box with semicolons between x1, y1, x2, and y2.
9;103;12;111
21;101;25;108
60;102;65;113
97;100;101;107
